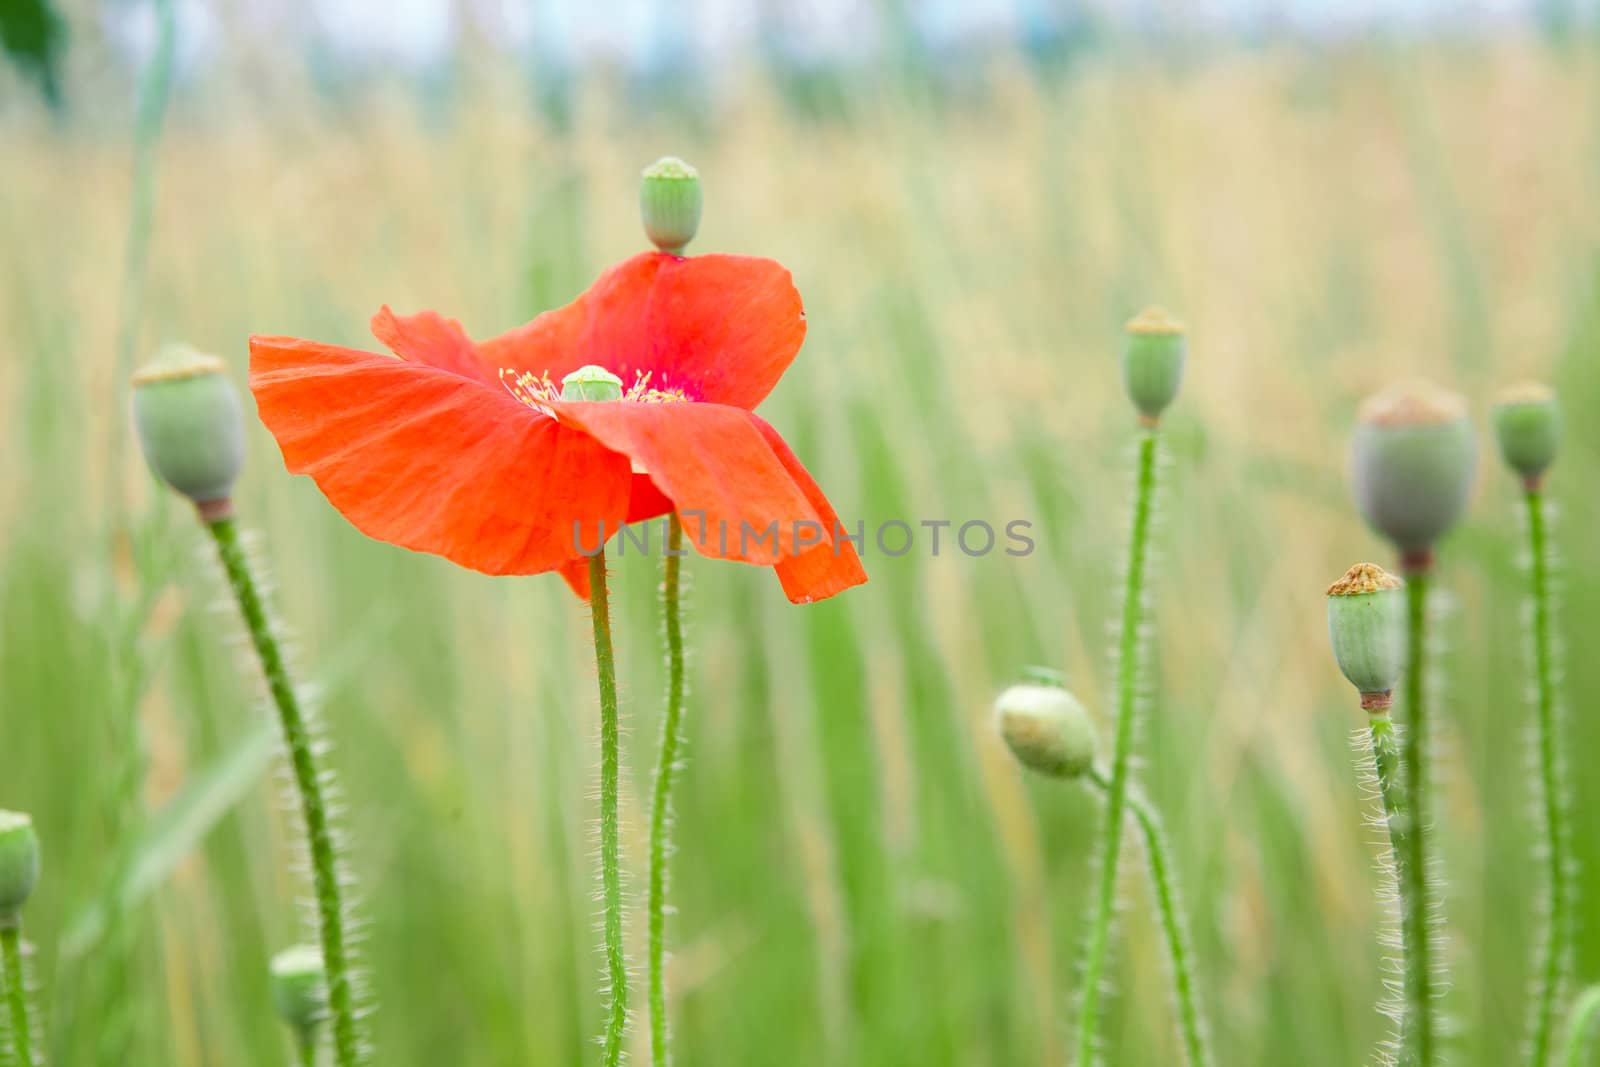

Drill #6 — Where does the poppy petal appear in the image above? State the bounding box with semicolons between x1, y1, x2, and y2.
626;473;676;524
370;306;489;383
546;400;824;565
249;335;632;576
751;417;869;603
480;252;806;410
558;557;592;599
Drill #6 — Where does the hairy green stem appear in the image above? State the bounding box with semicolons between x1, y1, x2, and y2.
1525;488;1569;1067
1563;986;1600;1067
588;549;628;1067
207;518;361;1067
1076;427;1159;1065
1368;708;1418;1065
1086;768;1210;1067
1399;566;1437;1065
1;924;35;1067
648;518;687;1065
296;1030;318;1067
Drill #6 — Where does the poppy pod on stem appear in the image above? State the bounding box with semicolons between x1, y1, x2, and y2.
993;675;1211;1065
1492;382;1560;490
1073;306;1208;1066
0;811;39;923
994;681;1097;779
1349;379;1477;574
1491;381;1571;1064
639;156;703;256
0;810;41;1067
270;945;329;1067
1346;379;1473;1067
131;342;245;520
1122;306;1186;425
1325;562;1407;710
1324;563;1423;1063
133;344;368;1067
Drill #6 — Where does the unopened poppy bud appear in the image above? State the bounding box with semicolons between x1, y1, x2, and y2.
132;343;245;518
1326;563;1407;709
0;811;40;922
640;156;702;256
1350;380;1477;567
560;365;624;403
1122;307;1187;423
269;944;328;1032
1491;382;1560;486
994;681;1097;779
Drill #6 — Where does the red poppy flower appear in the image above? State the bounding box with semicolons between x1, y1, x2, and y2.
248;251;866;603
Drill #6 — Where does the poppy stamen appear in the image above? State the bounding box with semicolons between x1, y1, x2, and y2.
499;366;690;414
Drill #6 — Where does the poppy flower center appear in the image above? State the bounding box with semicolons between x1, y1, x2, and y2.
498;365;691;415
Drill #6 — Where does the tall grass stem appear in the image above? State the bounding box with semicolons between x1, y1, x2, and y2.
207;517;361;1067
1076;427;1159;1065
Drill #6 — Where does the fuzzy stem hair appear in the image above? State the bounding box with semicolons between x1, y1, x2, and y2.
1076;426;1160;1064
648;518;688;1066
588;549;629;1066
1524;487;1570;1067
1367;709;1417;1064
207;517;363;1067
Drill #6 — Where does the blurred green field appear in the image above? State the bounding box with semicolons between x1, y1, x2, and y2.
4;28;1600;1067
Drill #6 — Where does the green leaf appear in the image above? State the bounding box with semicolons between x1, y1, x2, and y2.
0;0;66;108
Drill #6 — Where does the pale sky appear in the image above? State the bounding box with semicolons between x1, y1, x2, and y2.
106;0;1546;72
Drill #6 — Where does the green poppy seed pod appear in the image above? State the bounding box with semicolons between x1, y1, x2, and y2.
1122;307;1187;423
132;343;245;519
1491;382;1560;487
1350;380;1477;568
993;682;1097;779
0;811;40;922
1326;563;1407;710
560;364;624;403
269;944;328;1032
639;156;702;256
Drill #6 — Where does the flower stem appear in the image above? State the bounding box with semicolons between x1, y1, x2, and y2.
1525;487;1569;1067
1398;565;1437;1066
648;518;687;1066
1;923;35;1067
1086;768;1210;1067
206;517;361;1067
1368;707;1419;1064
296;1030;318;1067
1076;426;1159;1065
588;548;628;1067
1563;986;1600;1067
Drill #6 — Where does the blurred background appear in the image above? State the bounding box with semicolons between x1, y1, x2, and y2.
4;0;1600;1064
